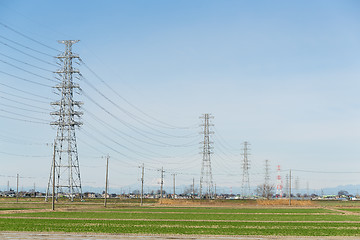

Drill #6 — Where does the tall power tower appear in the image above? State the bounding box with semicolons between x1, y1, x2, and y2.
276;165;283;198
46;40;83;201
241;141;251;197
264;159;270;186
199;113;214;199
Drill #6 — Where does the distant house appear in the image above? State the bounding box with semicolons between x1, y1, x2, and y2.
84;192;96;198
3;190;15;197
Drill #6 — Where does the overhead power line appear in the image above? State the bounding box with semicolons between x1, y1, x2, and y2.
81;77;196;139
0;150;50;158
0;70;52;87
285;169;360;174
0;22;61;53
0;114;48;124
82;92;197;148
1;95;51;112
0;34;54;57
83;109;173;157
81;60;197;130
0;59;57;83
0;90;50;104
0;82;53;100
0;108;49;122
0;102;49;114
0;39;57;67
0;52;52;72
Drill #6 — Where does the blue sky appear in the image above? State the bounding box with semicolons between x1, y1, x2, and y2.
0;0;360;194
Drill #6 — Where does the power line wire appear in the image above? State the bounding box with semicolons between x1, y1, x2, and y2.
0;114;48;124
0;52;52;72
0;82;53;100
0;34;54;57
0;150;49;158
0;22;61;53
1;95;51;111
0;90;50;104
0;39;57;67
0;102;49;114
0;59;57;83
82;92;197;148
81;60;197;130
0;70;52;87
0;108;49;122
81;76;196;139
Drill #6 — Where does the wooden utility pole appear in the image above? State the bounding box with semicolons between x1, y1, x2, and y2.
199;179;202;200
140;163;144;206
16;174;19;203
160;167;164;201
215;183;217;199
52;141;56;211
289;169;292;206
104;155;109;207
172;174;176;199
192;178;195;199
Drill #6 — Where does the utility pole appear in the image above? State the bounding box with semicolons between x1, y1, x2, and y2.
46;40;83;202
192;178;195;199
284;174;289;197
140;163;144;206
214;183;217;199
7;180;9;191
241;141;251;198
51;141;56;211
200;113;214;199
159;167;164;201
16;174;19;203
104;155;109;207
172;173;176;199
289;169;292;206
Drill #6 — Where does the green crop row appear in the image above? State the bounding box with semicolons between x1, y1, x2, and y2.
339;208;360;213
6;211;360;222
0;218;359;236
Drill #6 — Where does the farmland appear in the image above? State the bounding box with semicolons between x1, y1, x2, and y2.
1;199;360;237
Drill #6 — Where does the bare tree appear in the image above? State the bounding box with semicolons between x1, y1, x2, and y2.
256;184;274;199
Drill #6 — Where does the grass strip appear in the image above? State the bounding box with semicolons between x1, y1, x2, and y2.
339;208;360;213
5;211;360;221
0;218;359;236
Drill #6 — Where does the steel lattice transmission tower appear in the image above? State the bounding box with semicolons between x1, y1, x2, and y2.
46;40;83;201
199;113;214;199
276;165;283;198
264;159;270;186
241;141;251;198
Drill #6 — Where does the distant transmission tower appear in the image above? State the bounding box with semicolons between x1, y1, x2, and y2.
46;40;83;201
284;174;289;196
199;113;214;199
264;159;270;185
276;165;283;198
241;141;250;198
295;176;300;193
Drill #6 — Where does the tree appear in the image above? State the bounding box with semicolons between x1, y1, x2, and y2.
338;190;349;197
256;184;274;199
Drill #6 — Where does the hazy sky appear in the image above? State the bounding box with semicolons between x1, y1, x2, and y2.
0;0;360;194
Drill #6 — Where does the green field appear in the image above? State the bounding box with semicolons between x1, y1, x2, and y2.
1;199;360;237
